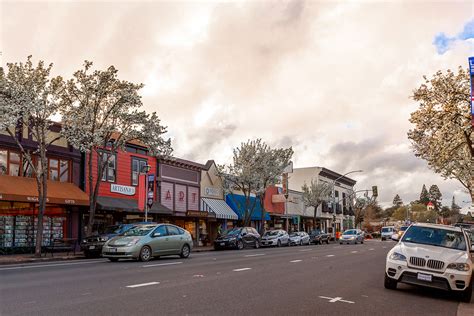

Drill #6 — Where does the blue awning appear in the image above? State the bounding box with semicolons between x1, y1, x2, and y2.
225;194;270;221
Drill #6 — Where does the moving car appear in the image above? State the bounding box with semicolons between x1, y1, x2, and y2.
214;227;261;250
288;232;310;246
102;224;193;262
260;230;289;247
309;229;331;244
393;225;410;241
381;226;395;241
339;229;365;244
80;222;154;258
385;223;473;302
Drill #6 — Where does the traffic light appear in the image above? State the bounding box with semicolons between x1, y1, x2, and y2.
372;186;378;197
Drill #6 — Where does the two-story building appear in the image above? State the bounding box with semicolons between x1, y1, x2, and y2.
288;167;356;235
0;123;89;252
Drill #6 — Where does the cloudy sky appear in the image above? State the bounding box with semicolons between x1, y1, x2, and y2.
1;0;473;208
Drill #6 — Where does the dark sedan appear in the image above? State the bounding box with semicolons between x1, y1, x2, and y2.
214;227;261;250
309;230;331;244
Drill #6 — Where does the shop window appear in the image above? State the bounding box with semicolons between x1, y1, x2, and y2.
131;157;148;186
100;153;116;183
49;158;59;181
22;159;34;178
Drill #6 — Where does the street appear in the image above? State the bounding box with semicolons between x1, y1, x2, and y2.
1;240;471;316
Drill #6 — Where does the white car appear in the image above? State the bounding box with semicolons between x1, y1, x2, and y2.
260;230;289;247
381;226;395;241
288;232;310;246
385;223;473;302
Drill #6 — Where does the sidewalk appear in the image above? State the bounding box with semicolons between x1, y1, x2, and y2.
0;246;214;265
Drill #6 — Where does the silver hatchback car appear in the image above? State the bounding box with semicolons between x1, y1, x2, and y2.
102;224;193;262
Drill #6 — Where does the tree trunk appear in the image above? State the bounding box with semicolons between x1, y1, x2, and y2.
86;150;101;236
34;170;47;257
259;194;266;235
313;203;320;231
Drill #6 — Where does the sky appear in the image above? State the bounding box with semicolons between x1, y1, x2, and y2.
1;0;473;210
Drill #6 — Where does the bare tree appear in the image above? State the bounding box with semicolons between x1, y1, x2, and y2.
301;180;332;227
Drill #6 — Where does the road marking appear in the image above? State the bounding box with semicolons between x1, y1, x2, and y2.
382;246;387;249
24;301;36;304
326;255;335;257
369;248;374;251
126;282;160;288
0;260;105;271
193;274;204;278
290;260;302;263
244;253;265;257
142;262;183;268
351;251;358;253
233;268;252;272
319;296;355;304
299;249;312;252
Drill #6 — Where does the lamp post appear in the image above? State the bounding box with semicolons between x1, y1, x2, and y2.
331;170;363;238
140;164;152;222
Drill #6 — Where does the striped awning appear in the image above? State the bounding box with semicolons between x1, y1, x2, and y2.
201;198;238;220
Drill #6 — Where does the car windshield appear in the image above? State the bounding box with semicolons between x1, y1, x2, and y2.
223;228;242;236
401;226;467;251
101;225;123;234
264;231;280;236
289;233;298;237
123;225;155;236
343;230;356;235
381;228;392;233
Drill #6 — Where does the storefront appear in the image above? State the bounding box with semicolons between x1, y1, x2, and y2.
265;186;286;231
157;157;212;246
0;175;88;253
225;193;270;232
200;161;238;242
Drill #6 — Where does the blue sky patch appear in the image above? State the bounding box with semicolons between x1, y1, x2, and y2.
433;19;474;54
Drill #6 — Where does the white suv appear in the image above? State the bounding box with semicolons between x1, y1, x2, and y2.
385;223;473;302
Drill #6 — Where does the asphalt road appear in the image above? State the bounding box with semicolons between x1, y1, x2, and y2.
0;240;471;316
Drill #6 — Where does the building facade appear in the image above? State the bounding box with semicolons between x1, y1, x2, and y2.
0;123;88;253
288;167;356;236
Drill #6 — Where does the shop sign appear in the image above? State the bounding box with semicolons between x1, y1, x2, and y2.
26;196;50;203
272;194;287;203
111;184;136;196
205;187;221;198
186;210;209;218
64;199;76;204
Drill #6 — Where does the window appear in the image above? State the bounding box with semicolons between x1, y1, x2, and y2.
153;225;168;237
47;158;70;182
0;150;7;175
131;158;148;186
9;152;20;176
167;225;181;236
100;153;116;182
22;159;34;178
59;160;69;182
49;158;59;181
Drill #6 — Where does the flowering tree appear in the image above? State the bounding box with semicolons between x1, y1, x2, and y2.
0;56;64;256
301;180;332;226
218;139;292;229
60;61;172;235
408;67;473;203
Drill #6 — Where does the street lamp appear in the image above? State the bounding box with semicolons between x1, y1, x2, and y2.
140;164;152;222
331;170;363;238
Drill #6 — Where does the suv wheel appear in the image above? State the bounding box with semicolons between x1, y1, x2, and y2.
384;273;397;290
237;240;244;250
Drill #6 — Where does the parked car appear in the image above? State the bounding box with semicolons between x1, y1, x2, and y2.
393;225;410;241
260;230;289;247
214;227;261;250
339;229;365;244
102;224;193;262
381;226;395;241
385;223;473;302
288;232;310;246
310;230;331;244
81;222;155;258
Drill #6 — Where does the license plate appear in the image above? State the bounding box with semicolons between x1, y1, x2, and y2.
89;246;95;250
417;273;432;282
110;248;117;253
220;243;225;246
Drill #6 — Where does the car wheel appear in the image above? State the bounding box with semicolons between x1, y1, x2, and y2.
361;240;364;244
459;280;473;302
340;242;343;245
382;237;385;241
139;246;152;262
254;241;260;249
299;240;303;246
237;240;244;250
277;240;281;247
180;244;191;258
108;258;119;262
384;273;397;290
83;251;93;259
326;239;330;244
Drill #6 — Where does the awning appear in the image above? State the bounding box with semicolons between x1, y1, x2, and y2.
225;194;271;221
97;196;173;215
0;175;89;206
201;198;238;220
